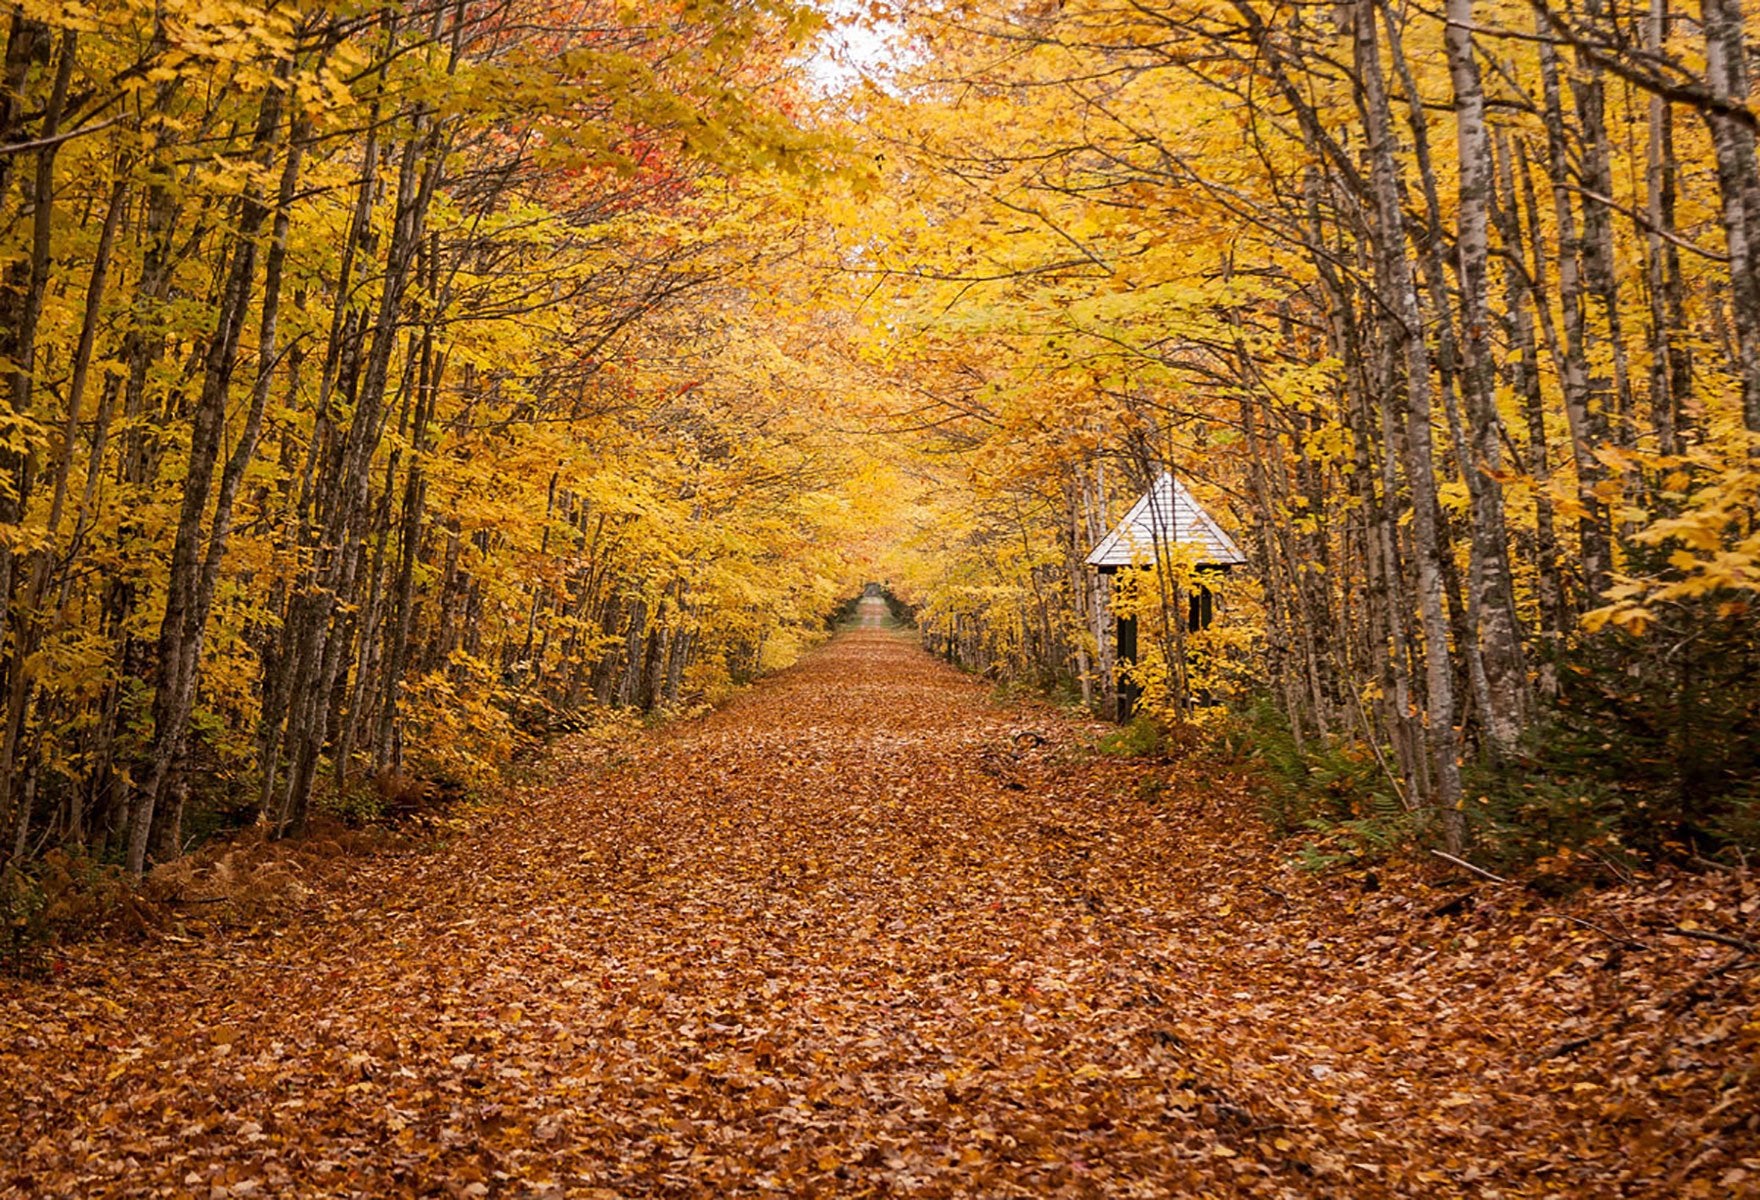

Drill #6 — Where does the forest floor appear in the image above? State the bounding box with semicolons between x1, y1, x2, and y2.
4;607;1758;1199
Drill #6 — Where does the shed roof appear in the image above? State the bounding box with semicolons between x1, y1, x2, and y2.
1085;472;1248;571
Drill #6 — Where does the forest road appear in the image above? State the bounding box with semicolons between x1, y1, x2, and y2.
4;624;1752;1198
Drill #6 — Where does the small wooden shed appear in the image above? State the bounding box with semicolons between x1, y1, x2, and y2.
1085;472;1247;720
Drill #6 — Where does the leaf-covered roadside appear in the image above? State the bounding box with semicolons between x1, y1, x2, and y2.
4;626;1757;1198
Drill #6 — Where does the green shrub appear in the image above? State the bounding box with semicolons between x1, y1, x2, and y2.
1097;714;1167;758
1459;761;1629;872
0;862;46;973
1710;785;1760;862
1295;807;1411;871
2;851;141;975
989;671;1084;709
1223;696;1400;838
1468;587;1760;866
314;785;388;829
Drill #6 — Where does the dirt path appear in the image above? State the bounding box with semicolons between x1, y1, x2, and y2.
4;628;1756;1198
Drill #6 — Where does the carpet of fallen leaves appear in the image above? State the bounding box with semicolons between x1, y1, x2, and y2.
4;615;1759;1198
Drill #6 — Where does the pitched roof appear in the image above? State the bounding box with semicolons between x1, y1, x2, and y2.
1085;472;1248;570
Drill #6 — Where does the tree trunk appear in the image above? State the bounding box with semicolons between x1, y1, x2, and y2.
1444;0;1529;753
1644;0;1692;454
0;31;74;861
1539;34;1615;596
1701;0;1760;442
1356;0;1466;851
129;74;290;876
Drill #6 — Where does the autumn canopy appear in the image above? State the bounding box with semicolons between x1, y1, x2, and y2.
0;0;1758;1191
0;0;1746;874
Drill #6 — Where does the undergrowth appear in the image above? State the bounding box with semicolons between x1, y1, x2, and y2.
1224;605;1760;875
2;852;153;976
1218;698;1412;869
990;674;1086;710
1096;715;1166;758
1093;713;1212;760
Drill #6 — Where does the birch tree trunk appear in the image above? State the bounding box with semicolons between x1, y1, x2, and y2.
1356;0;1466;851
1444;0;1529;753
1644;0;1692;454
1538;34;1614;598
1700;0;1760;443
